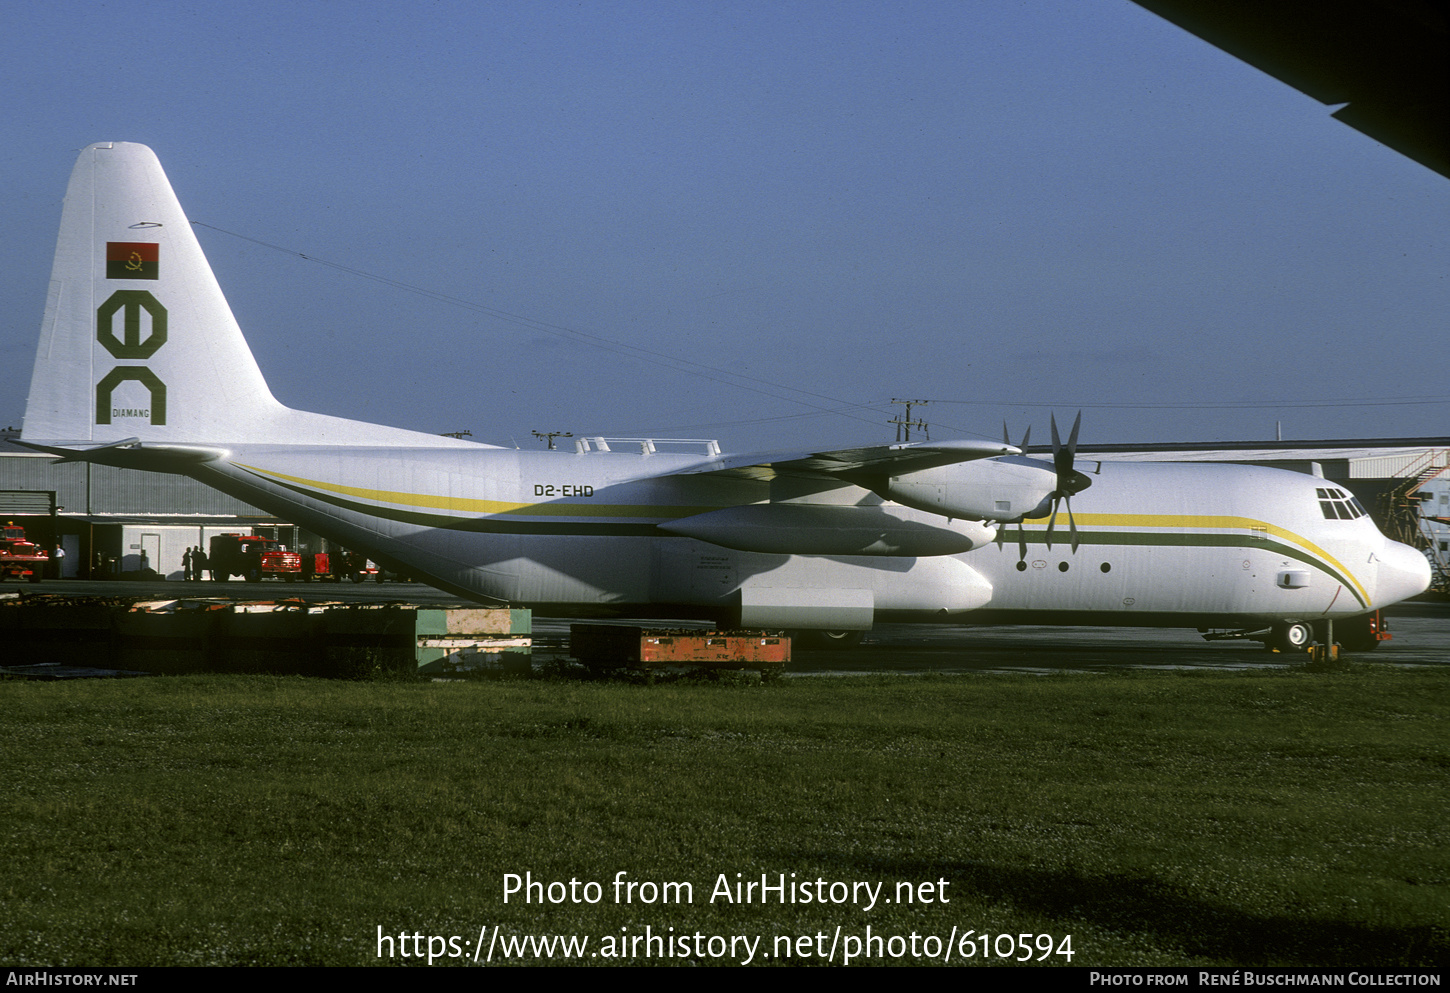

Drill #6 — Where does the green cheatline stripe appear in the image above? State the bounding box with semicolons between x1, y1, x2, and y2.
238;469;663;537
239;466;1368;608
997;528;1367;608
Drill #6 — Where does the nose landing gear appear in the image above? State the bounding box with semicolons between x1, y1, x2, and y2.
1268;618;1352;661
1268;621;1314;653
1206;612;1385;659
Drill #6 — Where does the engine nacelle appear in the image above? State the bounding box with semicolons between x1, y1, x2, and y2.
879;456;1058;522
660;503;997;556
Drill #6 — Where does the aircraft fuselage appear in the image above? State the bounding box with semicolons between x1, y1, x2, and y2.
173;444;1426;630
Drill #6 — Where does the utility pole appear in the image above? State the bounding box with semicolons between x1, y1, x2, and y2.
889;398;930;443
532;430;573;451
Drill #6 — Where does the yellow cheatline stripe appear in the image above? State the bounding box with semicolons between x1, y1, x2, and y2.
237;462;1371;603
1028;510;1369;603
233;463;722;519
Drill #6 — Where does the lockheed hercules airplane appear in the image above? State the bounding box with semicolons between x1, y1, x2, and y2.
19;143;1432;650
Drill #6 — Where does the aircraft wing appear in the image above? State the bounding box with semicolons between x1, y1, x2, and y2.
670;439;1018;481
1129;0;1450;178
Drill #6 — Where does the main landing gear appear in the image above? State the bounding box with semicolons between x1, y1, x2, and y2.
793;629;866;650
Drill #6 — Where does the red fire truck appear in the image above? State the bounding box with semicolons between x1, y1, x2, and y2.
208;534;302;582
0;524;49;583
299;549;380;583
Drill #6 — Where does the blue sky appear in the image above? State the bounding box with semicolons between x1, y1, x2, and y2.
3;0;1446;452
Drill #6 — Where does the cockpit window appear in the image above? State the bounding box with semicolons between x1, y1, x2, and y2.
1316;487;1366;520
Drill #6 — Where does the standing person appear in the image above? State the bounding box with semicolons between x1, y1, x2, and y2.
51;543;65;579
182;546;193;581
194;545;209;581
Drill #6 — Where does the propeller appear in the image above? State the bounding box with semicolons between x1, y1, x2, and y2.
1044;412;1093;552
996;422;1032;562
1002;419;1029;453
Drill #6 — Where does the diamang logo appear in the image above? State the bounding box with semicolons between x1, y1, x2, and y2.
97;290;167;358
96;289;167;425
96;367;166;425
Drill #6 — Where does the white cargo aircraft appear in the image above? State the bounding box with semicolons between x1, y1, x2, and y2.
19;143;1431;650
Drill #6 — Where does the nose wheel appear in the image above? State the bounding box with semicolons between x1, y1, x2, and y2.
1268;621;1314;653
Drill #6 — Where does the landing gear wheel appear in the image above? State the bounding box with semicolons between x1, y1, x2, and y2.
1270;621;1314;653
794;629;865;650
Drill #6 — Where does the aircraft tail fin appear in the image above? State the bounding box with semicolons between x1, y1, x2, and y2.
22;142;477;450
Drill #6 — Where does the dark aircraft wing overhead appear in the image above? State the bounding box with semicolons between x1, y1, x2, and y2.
1130;0;1450;178
673;439;1018;481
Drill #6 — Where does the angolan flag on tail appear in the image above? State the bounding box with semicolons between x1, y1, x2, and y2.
106;241;158;279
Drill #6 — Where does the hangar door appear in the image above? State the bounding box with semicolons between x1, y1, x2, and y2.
0;490;56;515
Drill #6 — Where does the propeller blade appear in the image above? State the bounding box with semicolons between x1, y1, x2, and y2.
1005;422;1031;452
1047;412;1088;552
1017;520;1027;562
1053;412;1079;481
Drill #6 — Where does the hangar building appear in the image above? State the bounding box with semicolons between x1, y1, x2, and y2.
0;440;299;580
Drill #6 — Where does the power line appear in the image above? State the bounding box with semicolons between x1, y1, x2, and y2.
189;222;1445;437
889;398;930;443
192;221;887;431
931;396;1449;411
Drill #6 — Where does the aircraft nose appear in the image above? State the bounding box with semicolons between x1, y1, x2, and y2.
1376;541;1432;606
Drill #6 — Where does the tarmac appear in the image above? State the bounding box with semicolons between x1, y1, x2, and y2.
6;578;1445;675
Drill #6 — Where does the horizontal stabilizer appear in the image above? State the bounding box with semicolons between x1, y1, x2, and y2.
11;437;229;471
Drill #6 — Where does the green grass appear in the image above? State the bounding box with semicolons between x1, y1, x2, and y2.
0;666;1445;966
